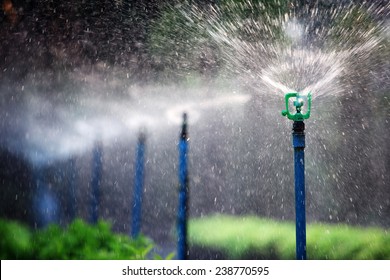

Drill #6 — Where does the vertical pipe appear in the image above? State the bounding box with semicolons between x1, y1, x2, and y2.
177;113;189;260
292;121;307;260
32;166;58;228
90;142;103;224
32;166;44;228
131;132;146;238
68;157;77;221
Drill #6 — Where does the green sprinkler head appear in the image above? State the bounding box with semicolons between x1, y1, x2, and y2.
281;92;312;121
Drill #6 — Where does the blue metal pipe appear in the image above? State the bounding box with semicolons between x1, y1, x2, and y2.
32;167;59;228
68;157;77;221
177;113;189;260
90;142;103;224
131;133;146;238
292;121;307;260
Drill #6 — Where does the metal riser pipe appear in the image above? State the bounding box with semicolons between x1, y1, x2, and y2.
293;120;307;260
177;113;189;260
90;143;103;224
131;133;146;238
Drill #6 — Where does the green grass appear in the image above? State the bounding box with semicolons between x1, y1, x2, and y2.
188;215;390;260
0;218;169;260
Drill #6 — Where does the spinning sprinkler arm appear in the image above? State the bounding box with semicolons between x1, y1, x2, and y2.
281;92;312;121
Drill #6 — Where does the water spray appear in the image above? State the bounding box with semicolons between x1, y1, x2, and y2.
177;113;189;260
281;92;312;260
131;132;146;238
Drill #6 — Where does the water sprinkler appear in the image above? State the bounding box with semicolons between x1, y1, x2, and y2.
68;157;77;221
90;142;103;224
131;132;146;238
281;92;311;121
281;92;311;260
177;112;189;260
32;167;59;227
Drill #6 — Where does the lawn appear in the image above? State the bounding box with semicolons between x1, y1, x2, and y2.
188;215;390;259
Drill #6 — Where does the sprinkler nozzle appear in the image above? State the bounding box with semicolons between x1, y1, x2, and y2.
181;112;188;139
281;92;312;121
294;98;304;109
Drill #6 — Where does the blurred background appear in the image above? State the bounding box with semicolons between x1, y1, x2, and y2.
0;0;389;258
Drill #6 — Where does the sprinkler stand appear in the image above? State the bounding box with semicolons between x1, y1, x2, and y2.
177;113;189;260
282;92;311;260
90;142;103;224
131;132;146;238
68;157;77;221
293;120;306;260
32;167;59;227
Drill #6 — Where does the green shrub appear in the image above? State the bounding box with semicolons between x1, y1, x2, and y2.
0;219;32;259
0;218;164;260
188;215;390;259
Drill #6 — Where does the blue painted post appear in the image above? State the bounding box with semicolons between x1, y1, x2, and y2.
292;121;307;260
90;142;103;224
177;113;189;260
68;157;77;221
131;132;146;238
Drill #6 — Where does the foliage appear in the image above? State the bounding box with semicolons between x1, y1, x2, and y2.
189;215;390;259
0;218;166;260
0;219;32;259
